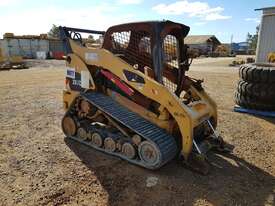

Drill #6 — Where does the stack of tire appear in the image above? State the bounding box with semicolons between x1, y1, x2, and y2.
235;63;275;111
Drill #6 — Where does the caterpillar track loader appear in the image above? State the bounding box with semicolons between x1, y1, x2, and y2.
60;21;233;174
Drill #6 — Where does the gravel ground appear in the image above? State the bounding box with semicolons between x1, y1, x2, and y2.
0;59;274;206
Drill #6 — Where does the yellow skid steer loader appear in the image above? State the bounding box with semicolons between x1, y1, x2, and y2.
60;21;233;174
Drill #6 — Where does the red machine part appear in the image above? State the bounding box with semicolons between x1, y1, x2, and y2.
101;70;134;96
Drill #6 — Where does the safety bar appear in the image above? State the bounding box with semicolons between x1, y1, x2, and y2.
59;26;105;55
60;26;105;35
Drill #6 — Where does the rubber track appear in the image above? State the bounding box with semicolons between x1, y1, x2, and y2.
69;92;178;170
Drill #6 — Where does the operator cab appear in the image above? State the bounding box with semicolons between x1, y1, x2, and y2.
60;21;193;97
102;21;192;96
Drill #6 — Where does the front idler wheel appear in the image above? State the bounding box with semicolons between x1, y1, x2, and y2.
138;141;161;168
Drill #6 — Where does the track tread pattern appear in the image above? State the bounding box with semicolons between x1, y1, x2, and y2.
80;92;178;169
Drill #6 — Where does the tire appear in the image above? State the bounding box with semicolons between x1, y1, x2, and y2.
239;63;275;83
237;80;275;103
234;91;275;111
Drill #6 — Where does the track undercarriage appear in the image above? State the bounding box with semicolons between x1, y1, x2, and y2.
62;92;178;170
62;92;233;174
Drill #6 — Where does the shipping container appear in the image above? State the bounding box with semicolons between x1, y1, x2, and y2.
49;40;64;53
0;38;49;59
49;39;65;59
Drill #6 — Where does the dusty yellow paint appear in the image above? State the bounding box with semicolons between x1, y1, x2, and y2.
63;90;79;110
268;52;275;63
64;39;217;159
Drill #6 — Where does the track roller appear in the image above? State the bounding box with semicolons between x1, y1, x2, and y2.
77;127;87;140
132;134;142;146
91;132;103;147
104;137;116;152
86;131;92;140
122;142;136;159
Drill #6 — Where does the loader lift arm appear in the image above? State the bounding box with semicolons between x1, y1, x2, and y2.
59;26;105;54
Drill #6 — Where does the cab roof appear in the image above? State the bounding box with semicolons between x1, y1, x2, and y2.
105;20;190;37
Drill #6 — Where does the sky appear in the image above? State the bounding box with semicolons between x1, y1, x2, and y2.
0;0;274;43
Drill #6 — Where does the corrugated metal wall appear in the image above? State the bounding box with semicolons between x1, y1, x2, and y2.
0;40;3;55
49;40;63;52
0;38;49;58
256;8;275;63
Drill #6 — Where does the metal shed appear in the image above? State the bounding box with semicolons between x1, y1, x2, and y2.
184;35;221;55
255;6;275;63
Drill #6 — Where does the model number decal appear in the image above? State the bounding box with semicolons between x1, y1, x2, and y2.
72;79;81;86
66;67;75;78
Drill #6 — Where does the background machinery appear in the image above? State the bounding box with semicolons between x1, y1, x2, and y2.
0;47;26;70
60;21;233;174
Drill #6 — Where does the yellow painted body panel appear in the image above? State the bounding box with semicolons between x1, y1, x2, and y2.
268;52;275;63
63;53;91;109
63;90;79;110
64;40;217;158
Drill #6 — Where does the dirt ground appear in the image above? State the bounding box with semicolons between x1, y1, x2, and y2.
0;58;274;206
